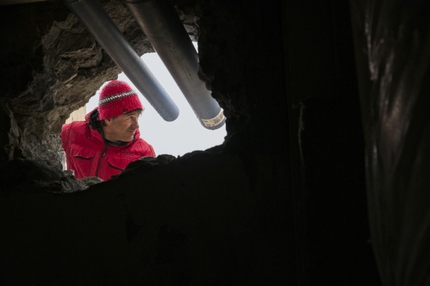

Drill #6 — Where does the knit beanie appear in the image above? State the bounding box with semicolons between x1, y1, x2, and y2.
98;80;143;120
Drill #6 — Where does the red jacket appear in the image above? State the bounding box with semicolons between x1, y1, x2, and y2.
60;111;155;181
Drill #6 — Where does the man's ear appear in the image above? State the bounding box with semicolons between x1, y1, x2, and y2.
104;118;113;126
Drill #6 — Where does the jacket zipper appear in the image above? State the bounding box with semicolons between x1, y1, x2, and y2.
96;144;108;178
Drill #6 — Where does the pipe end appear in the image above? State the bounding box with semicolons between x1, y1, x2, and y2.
201;109;225;130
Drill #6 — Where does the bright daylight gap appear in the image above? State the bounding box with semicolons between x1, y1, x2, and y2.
85;42;227;157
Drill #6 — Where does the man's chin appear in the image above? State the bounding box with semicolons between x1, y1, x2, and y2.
122;132;135;142
123;135;134;142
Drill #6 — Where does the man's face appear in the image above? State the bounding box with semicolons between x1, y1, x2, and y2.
103;110;142;142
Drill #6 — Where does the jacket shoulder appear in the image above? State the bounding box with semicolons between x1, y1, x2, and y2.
61;121;89;144
132;138;156;157
62;121;86;132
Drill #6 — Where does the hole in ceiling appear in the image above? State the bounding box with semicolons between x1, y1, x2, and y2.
66;42;226;158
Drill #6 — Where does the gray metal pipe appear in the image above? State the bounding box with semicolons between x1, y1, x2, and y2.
124;0;225;130
63;0;179;121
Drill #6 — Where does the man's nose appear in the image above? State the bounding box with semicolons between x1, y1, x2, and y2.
132;118;139;129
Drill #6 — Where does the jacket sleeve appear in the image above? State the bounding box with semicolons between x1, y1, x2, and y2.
147;143;156;157
136;138;156;157
60;123;72;153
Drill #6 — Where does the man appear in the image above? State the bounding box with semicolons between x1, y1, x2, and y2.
61;80;156;181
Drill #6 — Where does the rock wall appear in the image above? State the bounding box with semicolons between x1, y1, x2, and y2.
7;0;429;285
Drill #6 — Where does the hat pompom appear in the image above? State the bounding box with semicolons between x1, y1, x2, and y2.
98;80;143;120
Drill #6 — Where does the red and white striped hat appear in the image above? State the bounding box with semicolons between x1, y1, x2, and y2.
98;80;143;120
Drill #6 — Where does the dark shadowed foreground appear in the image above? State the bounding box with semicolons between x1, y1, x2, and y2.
1;0;429;285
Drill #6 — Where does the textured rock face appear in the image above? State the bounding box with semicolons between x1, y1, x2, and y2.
351;1;430;285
